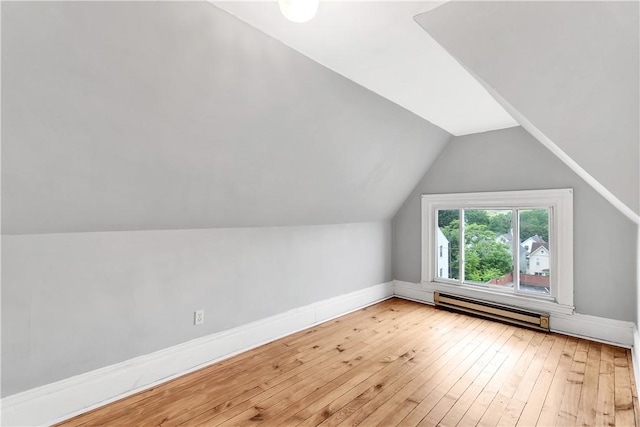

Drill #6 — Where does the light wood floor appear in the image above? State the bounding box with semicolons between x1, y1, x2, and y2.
58;298;640;426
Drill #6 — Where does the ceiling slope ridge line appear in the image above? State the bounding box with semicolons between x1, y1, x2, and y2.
0;221;396;237
464;67;639;226
211;0;452;134
387;132;455;220
411;5;638;223
211;1;515;136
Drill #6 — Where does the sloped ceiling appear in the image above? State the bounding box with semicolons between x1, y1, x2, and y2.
416;1;640;220
213;1;518;136
2;1;451;235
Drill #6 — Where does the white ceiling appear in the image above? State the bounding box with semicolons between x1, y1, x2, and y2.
212;1;518;136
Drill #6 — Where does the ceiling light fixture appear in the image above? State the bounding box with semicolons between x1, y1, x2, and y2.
278;0;319;23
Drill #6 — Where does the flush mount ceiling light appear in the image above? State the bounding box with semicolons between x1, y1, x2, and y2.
278;0;319;23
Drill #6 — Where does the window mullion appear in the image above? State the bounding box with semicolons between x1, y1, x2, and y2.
513;209;520;292
459;209;465;284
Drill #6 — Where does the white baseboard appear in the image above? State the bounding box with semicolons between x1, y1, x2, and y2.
393;280;634;348
550;312;634;348
2;282;394;427
633;326;640;400
393;280;434;304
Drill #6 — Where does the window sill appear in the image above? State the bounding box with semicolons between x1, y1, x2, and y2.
422;281;575;316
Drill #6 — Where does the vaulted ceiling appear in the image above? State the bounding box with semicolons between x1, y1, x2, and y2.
2;1;450;234
416;0;639;221
212;1;518;136
3;1;638;235
213;0;639;223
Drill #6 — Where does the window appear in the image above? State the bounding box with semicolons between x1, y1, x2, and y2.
422;189;574;314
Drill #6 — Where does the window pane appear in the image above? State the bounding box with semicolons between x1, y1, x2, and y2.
436;209;459;280
519;208;550;295
463;209;514;287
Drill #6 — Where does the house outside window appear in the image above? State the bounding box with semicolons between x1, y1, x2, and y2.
436;228;449;279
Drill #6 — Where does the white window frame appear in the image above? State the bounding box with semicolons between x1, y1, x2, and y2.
421;189;574;316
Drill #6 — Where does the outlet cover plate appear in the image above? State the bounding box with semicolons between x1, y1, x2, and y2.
194;309;205;325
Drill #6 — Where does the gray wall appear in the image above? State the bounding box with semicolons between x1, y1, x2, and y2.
416;1;639;216
2;1;450;235
1;2;449;397
392;127;637;321
2;222;391;396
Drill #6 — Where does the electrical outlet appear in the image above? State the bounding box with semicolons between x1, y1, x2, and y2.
194;309;205;325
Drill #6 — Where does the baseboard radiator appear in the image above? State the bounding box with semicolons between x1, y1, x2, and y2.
433;291;550;331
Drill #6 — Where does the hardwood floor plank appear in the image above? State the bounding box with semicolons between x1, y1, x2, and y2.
575;341;602;426
555;339;589;426
328;317;493;427
283;309;461;426
614;347;635;427
312;312;483;427
239;310;441;426
411;326;515;427
476;331;545;427
496;334;557;427
456;327;539;427
54;299;638;427
359;320;509;426
535;337;578;426
515;335;567;427
431;331;513;427
595;344;616;427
